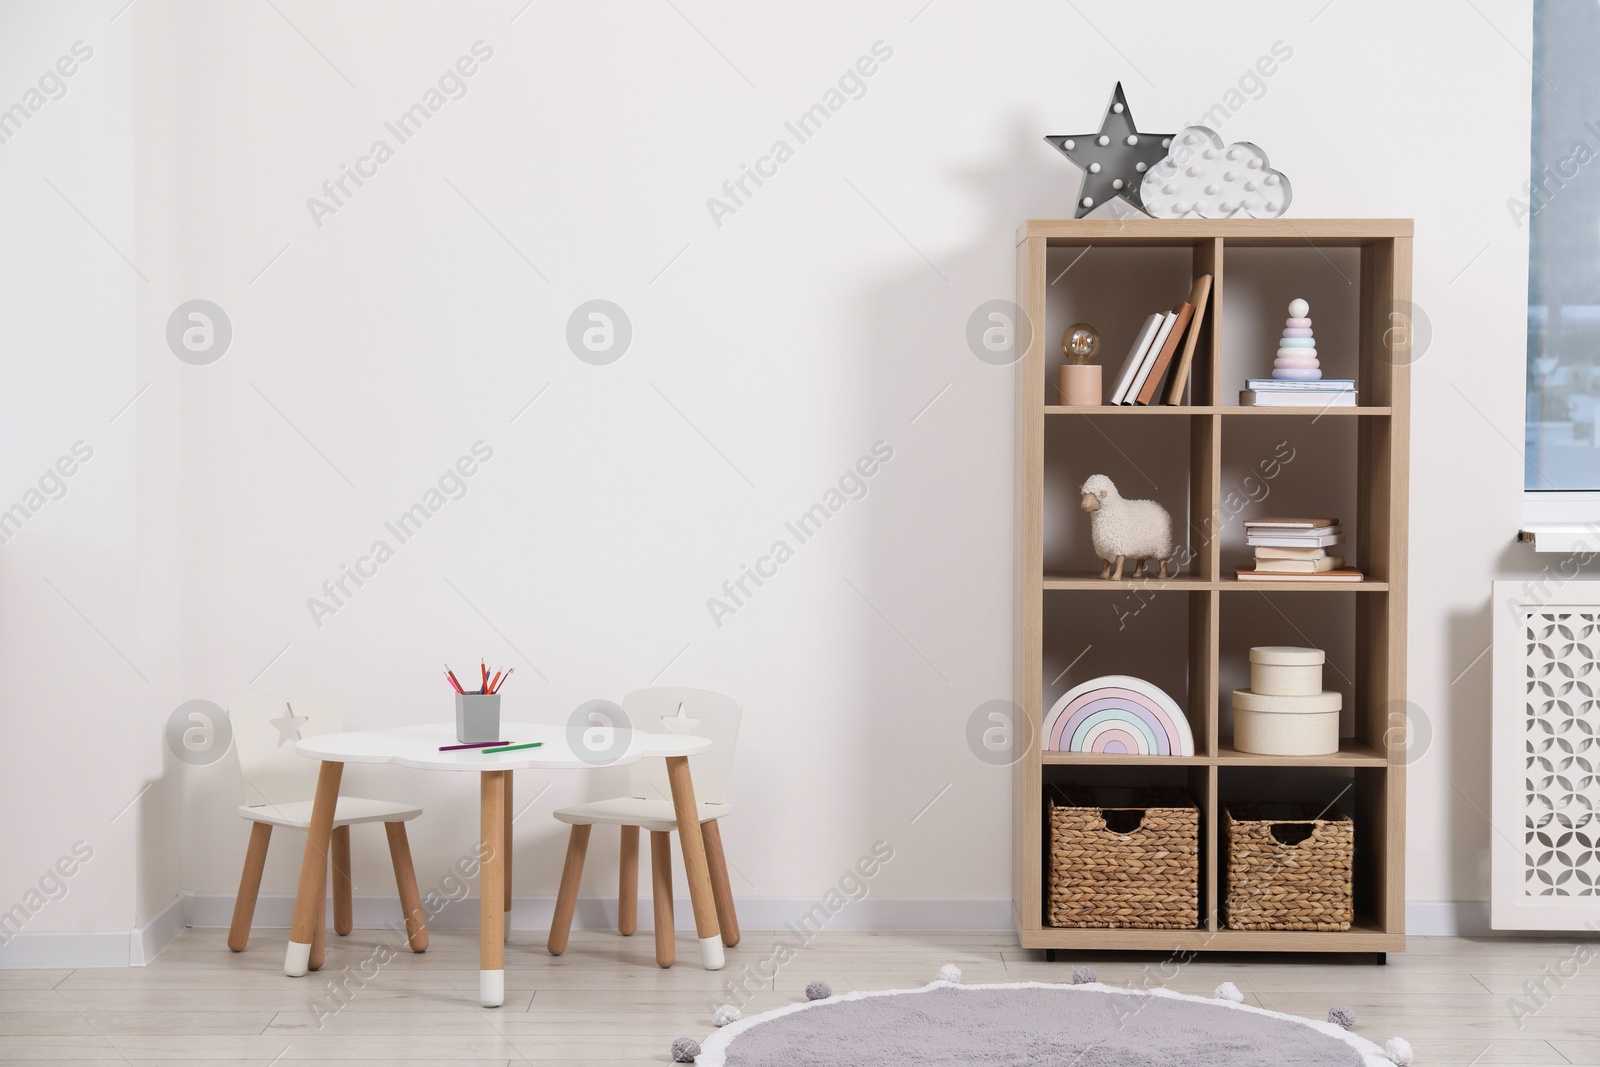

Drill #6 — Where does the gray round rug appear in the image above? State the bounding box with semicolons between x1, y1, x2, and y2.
695;981;1401;1067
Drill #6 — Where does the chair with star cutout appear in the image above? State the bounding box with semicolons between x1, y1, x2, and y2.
547;686;741;967
225;687;428;958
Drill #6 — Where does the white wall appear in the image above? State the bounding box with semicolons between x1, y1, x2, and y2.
0;1;179;963
0;0;1540;950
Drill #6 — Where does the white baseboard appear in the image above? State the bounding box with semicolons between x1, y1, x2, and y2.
187;895;1501;937
0;894;190;969
0;896;1508;968
130;894;188;966
1403;900;1493;936
186;893;1015;933
0;930;136;969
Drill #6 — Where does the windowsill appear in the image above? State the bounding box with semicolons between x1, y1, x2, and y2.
1521;493;1600;552
1518;523;1600;553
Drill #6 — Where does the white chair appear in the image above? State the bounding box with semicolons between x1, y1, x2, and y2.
226;688;428;960
547;687;741;967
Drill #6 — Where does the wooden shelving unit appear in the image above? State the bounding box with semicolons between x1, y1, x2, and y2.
1012;219;1411;954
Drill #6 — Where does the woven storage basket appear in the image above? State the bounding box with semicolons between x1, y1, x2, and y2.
1047;787;1198;929
1224;805;1353;931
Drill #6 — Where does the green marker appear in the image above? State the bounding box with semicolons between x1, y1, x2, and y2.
481;741;543;753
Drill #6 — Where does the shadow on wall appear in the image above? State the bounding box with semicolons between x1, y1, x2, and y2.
849;117;1066;896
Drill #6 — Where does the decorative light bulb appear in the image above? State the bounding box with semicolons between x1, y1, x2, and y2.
1062;323;1101;365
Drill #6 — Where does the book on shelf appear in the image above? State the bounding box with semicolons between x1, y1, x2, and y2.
1253;555;1345;573
1163;275;1212;405
1254;545;1333;560
1240;390;1358;407
1236;567;1364;582
1109;313;1166;406
1117;311;1178;404
1133;300;1195;405
1246;378;1355;391
1248;531;1345;548
1244;517;1338;529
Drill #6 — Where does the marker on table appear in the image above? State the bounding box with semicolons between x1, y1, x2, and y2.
439;741;509;751
480;741;543;753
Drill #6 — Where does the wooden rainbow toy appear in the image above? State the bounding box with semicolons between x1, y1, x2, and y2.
1042;675;1195;756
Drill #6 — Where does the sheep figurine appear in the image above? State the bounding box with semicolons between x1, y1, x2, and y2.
1079;474;1174;580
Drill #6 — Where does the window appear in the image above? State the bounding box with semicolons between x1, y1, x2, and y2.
1526;1;1600;496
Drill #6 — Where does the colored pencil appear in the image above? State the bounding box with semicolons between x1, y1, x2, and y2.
480;741;542;753
492;667;514;694
487;670;502;693
445;664;465;693
439;741;507;751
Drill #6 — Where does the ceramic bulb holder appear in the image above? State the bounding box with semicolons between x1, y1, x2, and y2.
455;693;502;744
1060;364;1103;407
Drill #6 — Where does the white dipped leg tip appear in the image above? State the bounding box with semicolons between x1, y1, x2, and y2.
480;969;504;1007
699;935;726;970
284;941;311;977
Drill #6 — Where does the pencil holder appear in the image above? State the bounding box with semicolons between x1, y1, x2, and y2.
455;693;502;744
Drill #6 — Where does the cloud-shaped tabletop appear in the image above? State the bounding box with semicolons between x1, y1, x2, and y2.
1139;126;1291;219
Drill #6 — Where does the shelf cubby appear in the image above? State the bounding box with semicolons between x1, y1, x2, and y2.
1013;219;1411;955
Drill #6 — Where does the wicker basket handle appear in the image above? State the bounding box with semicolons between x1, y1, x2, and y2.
1268;823;1317;847
1102;809;1146;835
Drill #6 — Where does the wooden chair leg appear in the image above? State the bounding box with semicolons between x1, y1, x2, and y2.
701;820;740;948
651;830;675;968
331;825;353;936
618;825;639;936
227;822;272;952
384;822;428;952
308;878;326;971
547;824;591;956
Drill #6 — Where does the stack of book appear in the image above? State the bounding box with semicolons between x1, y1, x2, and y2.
1106;275;1212;406
1237;518;1363;582
1239;379;1358;407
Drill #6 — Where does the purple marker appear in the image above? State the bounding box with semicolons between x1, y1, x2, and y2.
439;741;509;751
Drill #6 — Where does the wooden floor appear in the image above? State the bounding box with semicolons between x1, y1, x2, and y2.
1;927;1597;1064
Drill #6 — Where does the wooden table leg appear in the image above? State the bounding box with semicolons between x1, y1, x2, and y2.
664;756;724;970
331;825;353;936
479;770;506;1007
503;771;513;943
285;761;342;976
701;819;740;948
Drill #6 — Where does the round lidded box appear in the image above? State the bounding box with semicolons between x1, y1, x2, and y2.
1249;645;1324;697
1231;689;1341;755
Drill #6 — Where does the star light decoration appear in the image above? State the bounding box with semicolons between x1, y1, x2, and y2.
1045;83;1174;218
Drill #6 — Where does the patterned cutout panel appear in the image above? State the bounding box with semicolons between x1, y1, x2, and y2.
1524;611;1600;896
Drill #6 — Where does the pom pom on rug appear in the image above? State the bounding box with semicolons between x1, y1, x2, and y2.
670;1036;701;1062
712;1004;741;1027
1071;966;1097;985
1327;1007;1355;1030
1213;982;1244;1003
937;964;962;984
1385;1037;1413;1066
805;981;833;1001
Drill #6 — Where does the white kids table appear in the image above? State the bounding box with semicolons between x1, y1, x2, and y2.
285;721;719;1006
